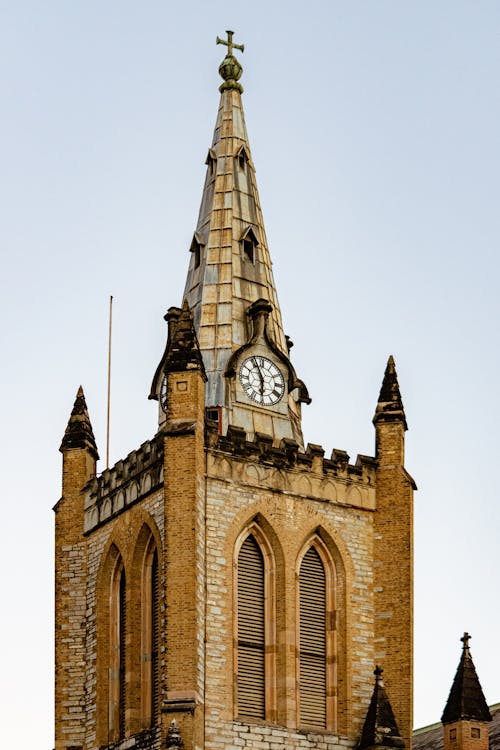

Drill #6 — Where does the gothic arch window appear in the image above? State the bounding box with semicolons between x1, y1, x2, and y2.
126;522;162;734
234;523;277;722
297;535;337;732
140;534;160;728
109;555;126;742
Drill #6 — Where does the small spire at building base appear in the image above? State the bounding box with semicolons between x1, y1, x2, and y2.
358;666;405;750
441;633;492;724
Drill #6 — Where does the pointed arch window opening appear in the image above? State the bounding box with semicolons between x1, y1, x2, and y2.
234;523;277;723
206;148;217;177
141;537;160;729
240;226;259;264
297;536;337;733
236;145;249;171
109;557;126;742
190;233;205;269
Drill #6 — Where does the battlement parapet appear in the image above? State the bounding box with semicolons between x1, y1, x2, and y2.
83;432;164;534
206;422;376;490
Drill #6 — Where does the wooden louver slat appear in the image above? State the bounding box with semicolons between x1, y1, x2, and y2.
237;535;265;719
299;546;326;728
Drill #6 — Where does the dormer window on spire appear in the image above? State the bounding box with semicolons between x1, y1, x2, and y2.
240;226;258;263
206;148;217;176
237;145;249;171
190;233;204;269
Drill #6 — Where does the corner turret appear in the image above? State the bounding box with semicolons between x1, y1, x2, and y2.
59;385;99;501
372;357;415;748
442;633;491;750
55;386;98;748
373;355;407;465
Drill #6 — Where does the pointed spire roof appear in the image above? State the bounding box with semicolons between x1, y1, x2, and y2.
441;633;492;724
60;386;99;459
358;666;405;750
183;32;288;409
373;355;408;430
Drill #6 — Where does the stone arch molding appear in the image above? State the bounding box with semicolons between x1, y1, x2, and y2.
233;519;279;722
294;518;355;586
95;509;163;744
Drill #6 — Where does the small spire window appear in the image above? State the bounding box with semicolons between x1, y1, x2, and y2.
205;148;217;176
240;226;259;263
190;233;204;269
236;145;249;171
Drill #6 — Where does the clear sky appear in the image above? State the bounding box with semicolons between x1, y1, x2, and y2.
1;2;499;747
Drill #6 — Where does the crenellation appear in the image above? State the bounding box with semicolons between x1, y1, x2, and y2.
211;425;376;490
83;433;164;533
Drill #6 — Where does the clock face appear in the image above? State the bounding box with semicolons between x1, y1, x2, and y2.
160;376;168;413
239;356;285;406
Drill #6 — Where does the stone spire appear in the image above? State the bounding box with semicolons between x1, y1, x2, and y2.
358;666;405;750
183;31;289;413
442;633;491;724
373;355;407;430
59;386;99;460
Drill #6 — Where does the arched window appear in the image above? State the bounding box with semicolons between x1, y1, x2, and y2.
235;525;276;721
141;539;159;728
297;537;337;731
110;557;126;741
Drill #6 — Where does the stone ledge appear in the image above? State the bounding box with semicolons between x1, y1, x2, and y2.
162;697;196;714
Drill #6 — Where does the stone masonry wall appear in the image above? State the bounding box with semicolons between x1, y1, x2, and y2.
203;446;376;750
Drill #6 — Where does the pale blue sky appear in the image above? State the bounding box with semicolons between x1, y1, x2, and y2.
1;2;499;747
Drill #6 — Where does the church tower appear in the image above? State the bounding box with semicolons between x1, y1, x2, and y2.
54;33;415;750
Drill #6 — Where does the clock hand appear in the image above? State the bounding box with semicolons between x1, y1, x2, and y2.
252;357;265;396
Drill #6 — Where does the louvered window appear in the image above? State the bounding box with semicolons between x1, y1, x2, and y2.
141;540;159;729
151;549;159;722
237;534;265;718
299;546;326;728
119;570;126;738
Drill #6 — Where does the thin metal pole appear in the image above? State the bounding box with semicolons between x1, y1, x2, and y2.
106;295;113;469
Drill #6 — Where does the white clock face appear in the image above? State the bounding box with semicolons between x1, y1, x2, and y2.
239;356;285;406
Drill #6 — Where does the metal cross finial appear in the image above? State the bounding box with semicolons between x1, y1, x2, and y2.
216;30;244;57
461;632;471;650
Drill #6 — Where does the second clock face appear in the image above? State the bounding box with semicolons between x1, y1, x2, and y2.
239;356;285;406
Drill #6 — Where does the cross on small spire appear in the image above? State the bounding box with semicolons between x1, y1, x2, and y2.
216;30;244;57
461;632;471;651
